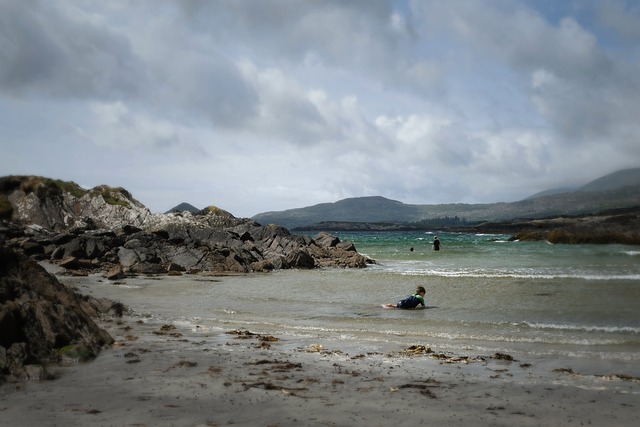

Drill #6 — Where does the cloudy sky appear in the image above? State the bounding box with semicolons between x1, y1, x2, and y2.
2;1;640;217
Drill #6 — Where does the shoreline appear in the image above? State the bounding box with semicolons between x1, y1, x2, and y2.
1;300;639;426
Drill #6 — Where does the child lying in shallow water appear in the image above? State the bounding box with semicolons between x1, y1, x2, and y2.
384;286;426;309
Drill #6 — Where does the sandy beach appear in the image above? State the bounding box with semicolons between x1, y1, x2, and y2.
1;303;638;427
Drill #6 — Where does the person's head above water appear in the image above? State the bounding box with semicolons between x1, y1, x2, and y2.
416;286;426;295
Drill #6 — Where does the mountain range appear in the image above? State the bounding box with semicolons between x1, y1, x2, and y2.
251;168;640;229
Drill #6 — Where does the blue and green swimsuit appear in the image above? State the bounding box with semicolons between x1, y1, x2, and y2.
396;293;425;309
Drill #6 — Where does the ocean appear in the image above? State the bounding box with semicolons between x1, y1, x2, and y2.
66;231;640;378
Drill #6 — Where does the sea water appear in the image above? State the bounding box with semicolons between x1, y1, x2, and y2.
67;231;640;377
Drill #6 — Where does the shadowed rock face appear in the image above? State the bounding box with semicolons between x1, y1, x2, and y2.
0;246;115;382
462;206;640;244
0;219;373;276
0;176;374;276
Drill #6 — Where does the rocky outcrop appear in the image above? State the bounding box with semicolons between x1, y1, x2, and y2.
0;217;373;276
0;176;375;275
0;176;151;231
467;206;640;244
0;246;116;382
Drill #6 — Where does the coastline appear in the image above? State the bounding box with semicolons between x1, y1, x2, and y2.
1;295;638;427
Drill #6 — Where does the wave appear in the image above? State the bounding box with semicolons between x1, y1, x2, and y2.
260;322;640;349
423;331;639;347
522;322;640;335
390;268;640;281
130;311;640;361
178;313;640;340
622;251;640;256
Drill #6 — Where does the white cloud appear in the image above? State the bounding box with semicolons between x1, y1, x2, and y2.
1;0;639;217
78;101;205;157
531;69;557;89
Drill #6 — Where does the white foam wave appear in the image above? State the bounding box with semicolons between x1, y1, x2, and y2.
523;322;640;334
412;330;637;347
622;251;640;256
393;268;640;280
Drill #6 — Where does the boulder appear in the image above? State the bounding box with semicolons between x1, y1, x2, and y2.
250;260;274;272
130;261;166;275
59;255;80;269
315;232;341;248
117;247;140;269
285;249;316;269
167;262;186;272
20;239;44;255
122;224;143;235
104;264;125;280
0;246;114;381
336;241;357;252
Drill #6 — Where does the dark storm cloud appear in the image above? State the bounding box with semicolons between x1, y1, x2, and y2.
0;1;141;99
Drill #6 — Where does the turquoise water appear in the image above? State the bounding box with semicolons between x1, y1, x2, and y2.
337;230;640;280
71;230;640;377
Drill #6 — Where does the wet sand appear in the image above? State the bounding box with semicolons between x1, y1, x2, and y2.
1;308;638;427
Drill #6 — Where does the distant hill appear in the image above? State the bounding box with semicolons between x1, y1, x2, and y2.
579;168;640;192
524;187;578;200
523;168;640;200
252;196;427;229
252;168;640;229
165;202;200;214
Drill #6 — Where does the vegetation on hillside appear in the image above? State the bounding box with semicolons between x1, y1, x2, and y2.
89;185;132;208
0;194;12;219
0;176;138;208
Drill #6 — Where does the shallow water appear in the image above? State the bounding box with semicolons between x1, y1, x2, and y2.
65;231;640;378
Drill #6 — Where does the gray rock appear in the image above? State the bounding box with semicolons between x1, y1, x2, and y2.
105;264;125;280
0;246;114;381
117;247;140;269
1;176;375;274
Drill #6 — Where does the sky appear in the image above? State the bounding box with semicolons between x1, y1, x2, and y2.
2;0;640;218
